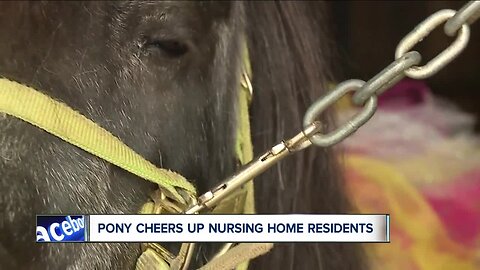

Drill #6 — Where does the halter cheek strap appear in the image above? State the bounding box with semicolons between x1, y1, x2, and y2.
136;43;262;270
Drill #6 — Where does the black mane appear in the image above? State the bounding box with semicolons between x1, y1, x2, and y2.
246;2;365;269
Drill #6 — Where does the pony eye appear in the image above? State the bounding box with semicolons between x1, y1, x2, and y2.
143;38;189;58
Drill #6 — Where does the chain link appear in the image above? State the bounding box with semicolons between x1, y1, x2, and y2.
304;80;377;147
396;9;470;79
304;0;480;147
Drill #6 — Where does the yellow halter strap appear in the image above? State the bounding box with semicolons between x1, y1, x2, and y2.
0;77;195;203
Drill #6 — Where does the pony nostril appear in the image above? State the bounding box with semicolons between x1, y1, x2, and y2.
143;38;189;58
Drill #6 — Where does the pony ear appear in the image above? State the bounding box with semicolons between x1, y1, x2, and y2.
244;2;368;269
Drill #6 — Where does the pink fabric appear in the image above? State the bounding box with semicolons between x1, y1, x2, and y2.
377;79;430;109
423;169;480;247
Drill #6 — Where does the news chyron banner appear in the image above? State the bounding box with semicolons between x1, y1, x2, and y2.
37;214;389;243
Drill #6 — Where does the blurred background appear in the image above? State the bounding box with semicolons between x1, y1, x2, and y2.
325;1;480;269
327;1;480;129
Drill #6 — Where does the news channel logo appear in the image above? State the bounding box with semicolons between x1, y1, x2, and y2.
36;215;87;242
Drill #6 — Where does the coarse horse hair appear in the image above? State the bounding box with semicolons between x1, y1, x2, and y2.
0;1;366;269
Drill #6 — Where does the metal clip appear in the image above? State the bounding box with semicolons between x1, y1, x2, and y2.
185;122;321;214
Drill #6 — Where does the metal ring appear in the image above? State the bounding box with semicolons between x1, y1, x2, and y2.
352;51;421;105
444;1;480;36
303;79;377;147
395;9;470;79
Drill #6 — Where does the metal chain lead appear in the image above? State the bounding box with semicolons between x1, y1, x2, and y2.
164;3;479;269
188;0;480;216
305;0;480;147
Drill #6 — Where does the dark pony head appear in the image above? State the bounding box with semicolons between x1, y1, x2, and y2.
0;2;366;269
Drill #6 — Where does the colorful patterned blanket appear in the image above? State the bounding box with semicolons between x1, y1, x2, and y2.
340;79;480;269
